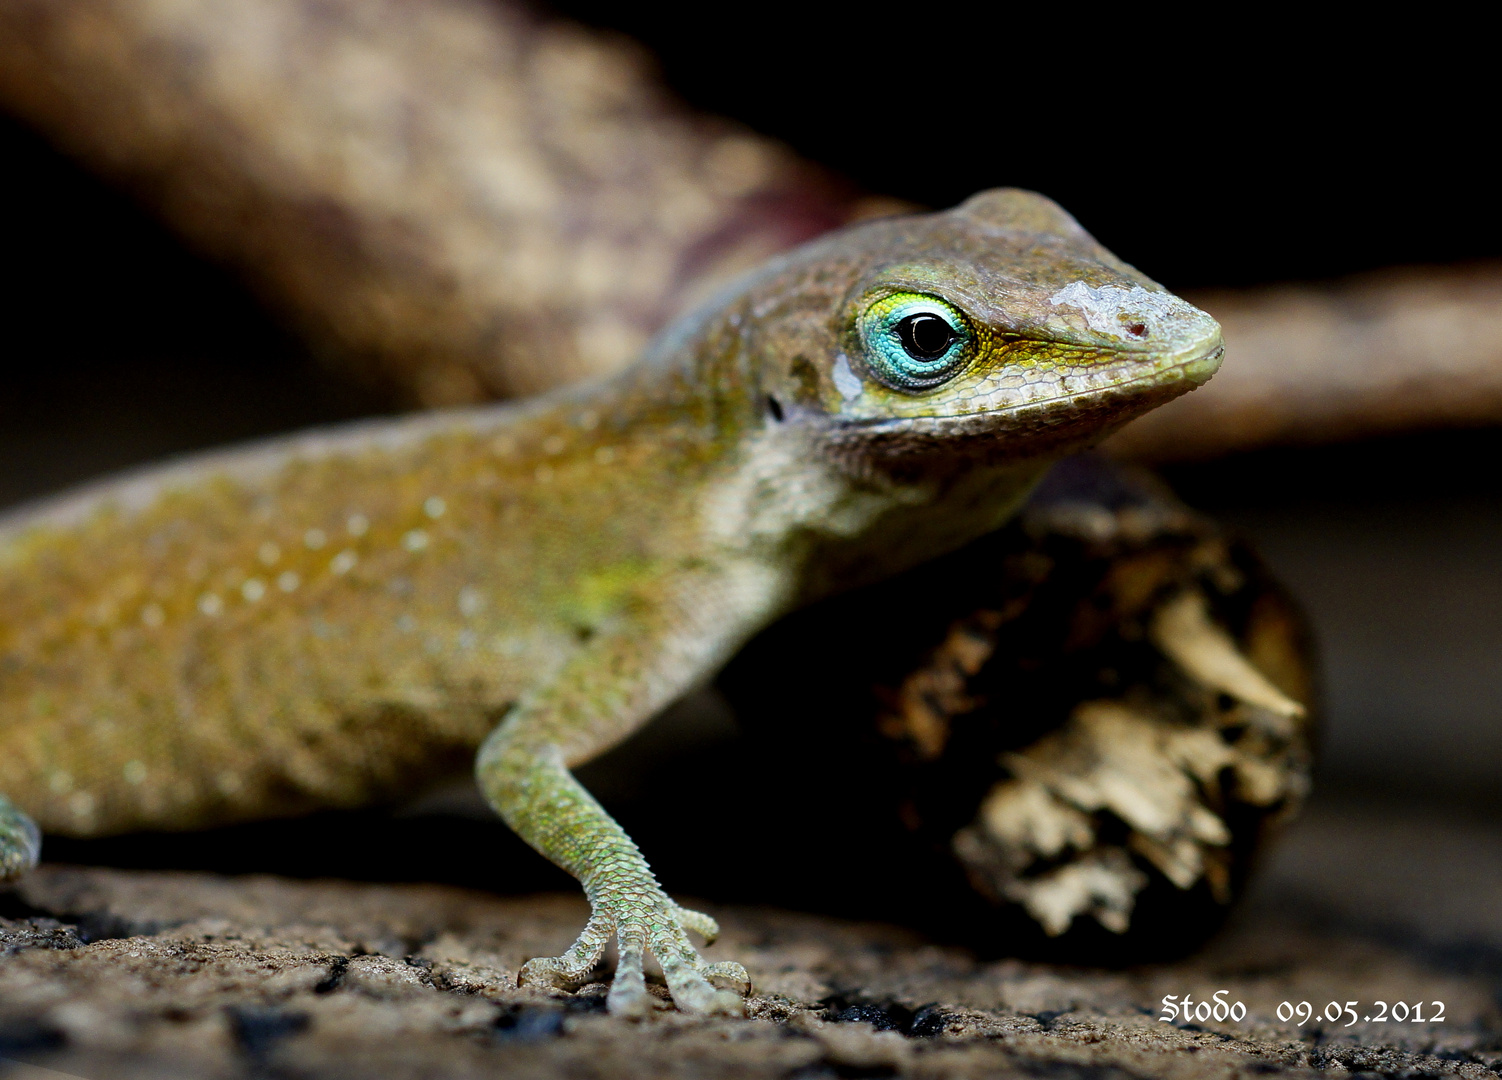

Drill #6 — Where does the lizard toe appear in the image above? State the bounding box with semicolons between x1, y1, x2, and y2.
606;929;655;1018
519;910;611;990
652;919;748;1016
700;960;751;995
519;956;583;991
669;903;720;944
659;947;742;1016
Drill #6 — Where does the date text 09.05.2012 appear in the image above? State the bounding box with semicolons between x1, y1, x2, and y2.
1159;995;1447;1026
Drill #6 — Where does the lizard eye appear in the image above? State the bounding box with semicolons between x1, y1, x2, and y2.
858;292;972;392
896;313;957;360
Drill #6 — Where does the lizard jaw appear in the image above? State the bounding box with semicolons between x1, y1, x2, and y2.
824;343;1224;467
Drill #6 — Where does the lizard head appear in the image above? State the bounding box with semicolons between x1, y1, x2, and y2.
750;188;1223;472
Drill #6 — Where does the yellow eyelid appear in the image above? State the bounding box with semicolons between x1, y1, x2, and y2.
862;290;967;326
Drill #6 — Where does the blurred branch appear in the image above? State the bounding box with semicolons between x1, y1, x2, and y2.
1109;267;1502;461
1;0;1499;459
0;0;891;403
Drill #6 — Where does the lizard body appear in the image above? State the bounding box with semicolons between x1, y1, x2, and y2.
0;190;1222;1014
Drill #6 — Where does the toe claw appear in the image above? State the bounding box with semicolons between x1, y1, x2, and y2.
701;960;751;996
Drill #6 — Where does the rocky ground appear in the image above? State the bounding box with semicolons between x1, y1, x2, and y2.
2;793;1499;1080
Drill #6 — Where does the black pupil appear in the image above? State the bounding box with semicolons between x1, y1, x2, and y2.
896;313;956;361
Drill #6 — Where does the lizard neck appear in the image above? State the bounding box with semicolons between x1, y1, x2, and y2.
795;455;1049;602
625;309;1048;608
696;418;1048;606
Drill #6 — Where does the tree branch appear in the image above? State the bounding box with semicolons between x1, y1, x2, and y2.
1;0;1497;460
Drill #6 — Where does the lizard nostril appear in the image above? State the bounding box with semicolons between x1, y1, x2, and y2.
1126;323;1148;339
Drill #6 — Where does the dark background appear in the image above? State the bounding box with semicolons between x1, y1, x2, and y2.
2;7;1500;884
556;7;1499;289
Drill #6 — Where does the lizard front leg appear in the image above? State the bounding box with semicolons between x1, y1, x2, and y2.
476;564;776;1017
0;793;41;882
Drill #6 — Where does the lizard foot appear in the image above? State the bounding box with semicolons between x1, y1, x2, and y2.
520;897;748;1018
0;794;41;882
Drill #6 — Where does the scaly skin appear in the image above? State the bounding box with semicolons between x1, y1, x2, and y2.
0;190;1221;1015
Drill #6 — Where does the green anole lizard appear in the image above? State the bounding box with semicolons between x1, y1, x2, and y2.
0;190;1222;1016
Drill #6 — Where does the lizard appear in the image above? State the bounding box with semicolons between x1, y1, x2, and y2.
0;189;1223;1017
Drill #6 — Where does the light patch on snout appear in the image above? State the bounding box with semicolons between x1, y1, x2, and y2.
1049;282;1198;343
831;354;864;402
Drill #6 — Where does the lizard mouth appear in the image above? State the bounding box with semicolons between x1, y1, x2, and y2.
837;343;1225;436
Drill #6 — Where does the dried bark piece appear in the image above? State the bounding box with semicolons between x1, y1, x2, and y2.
915;467;1313;940
721;456;1316;953
1150;590;1305;725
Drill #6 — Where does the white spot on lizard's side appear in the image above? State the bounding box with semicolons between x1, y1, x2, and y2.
347;513;370;537
241;578;266;602
1049;282;1195;340
423;497;446;519
330;549;358;575
831;354;863;402
68;792;95;822
402;530;429;552
258;541;281;565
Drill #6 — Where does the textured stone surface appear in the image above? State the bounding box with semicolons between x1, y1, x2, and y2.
2;795;1498;1080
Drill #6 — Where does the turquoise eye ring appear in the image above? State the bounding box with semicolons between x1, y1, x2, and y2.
857;292;973;393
